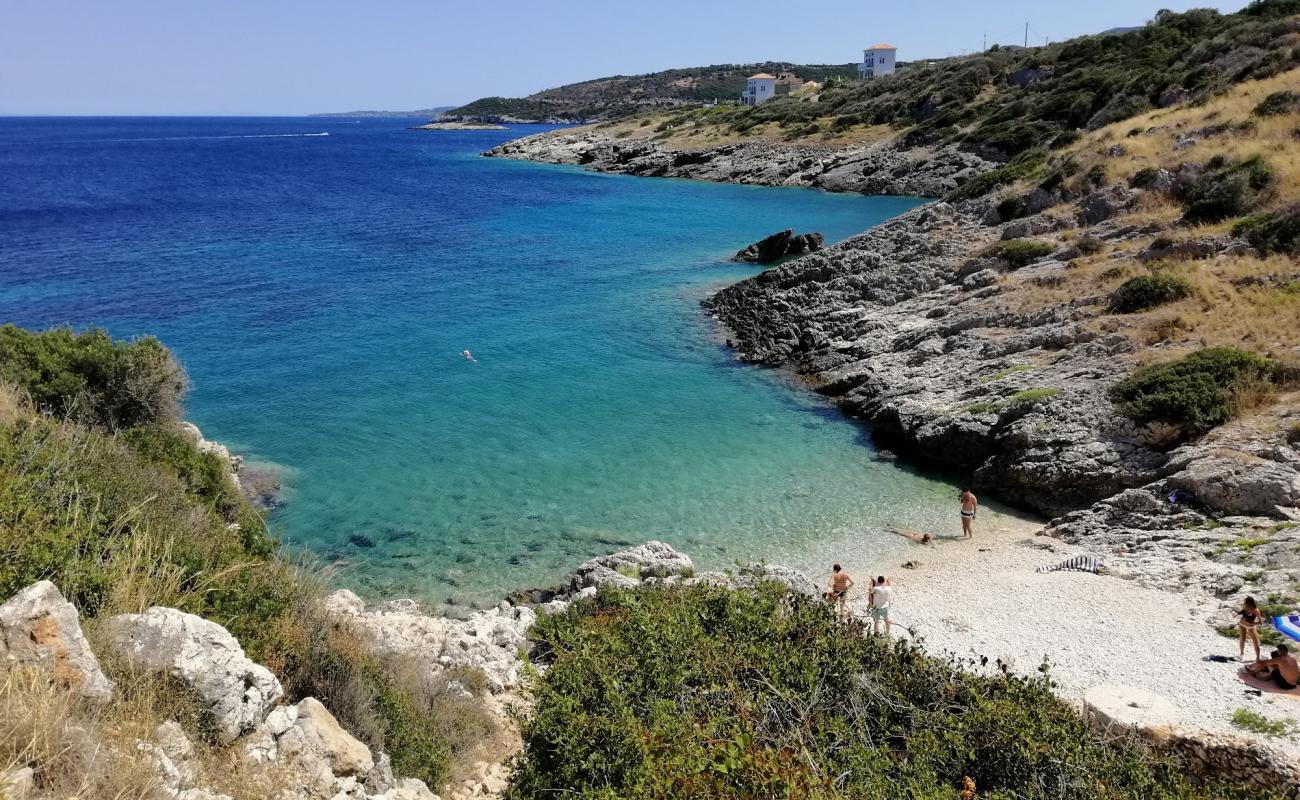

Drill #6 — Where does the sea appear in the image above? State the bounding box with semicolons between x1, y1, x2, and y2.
0;116;990;612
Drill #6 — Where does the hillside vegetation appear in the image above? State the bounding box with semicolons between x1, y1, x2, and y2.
446;62;858;121
0;325;493;791
507;582;1274;799
590;1;1299;154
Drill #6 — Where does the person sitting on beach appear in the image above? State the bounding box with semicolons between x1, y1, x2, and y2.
1246;644;1300;690
826;564;854;621
1238;596;1264;662
959;488;978;538
890;527;932;545
869;576;893;636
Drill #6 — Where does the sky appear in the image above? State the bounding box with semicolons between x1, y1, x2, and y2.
0;0;1247;116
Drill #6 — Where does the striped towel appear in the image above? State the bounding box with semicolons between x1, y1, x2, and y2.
1036;555;1103;574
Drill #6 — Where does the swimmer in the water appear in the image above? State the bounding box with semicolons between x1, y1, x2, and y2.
461;349;477;363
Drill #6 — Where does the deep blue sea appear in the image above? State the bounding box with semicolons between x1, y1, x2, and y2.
1;116;984;611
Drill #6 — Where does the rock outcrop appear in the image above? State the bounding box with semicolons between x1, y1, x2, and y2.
733;230;825;264
0;580;114;702
485;129;996;198
104;607;283;741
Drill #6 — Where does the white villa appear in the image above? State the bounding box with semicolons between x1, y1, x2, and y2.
739;73;777;106
859;44;897;79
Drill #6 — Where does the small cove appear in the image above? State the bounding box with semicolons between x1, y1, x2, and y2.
0;117;1029;612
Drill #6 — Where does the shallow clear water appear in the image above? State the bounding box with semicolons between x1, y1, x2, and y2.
1;117;987;611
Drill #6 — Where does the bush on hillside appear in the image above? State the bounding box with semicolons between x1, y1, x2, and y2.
507;582;1267;799
1108;347;1283;433
1233;205;1300;255
1252;90;1300;116
1180;156;1274;225
945;150;1048;202
1109;272;1194;312
983;238;1055;268
0;324;186;431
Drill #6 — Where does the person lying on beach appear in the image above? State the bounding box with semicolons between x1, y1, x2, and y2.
826;564;854;622
889;527;932;545
1246;644;1300;690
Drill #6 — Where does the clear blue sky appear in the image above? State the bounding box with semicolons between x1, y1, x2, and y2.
0;0;1244;115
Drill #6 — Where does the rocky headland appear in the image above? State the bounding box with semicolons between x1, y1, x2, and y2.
408;122;508;131
484;128;996;198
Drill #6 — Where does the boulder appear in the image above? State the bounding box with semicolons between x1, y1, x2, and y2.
282;697;374;778
569;541;695;591
103;607;282;741
1077;186;1134;226
1167;453;1300;518
733;229;824;264
371;778;441;800
0;581;114;702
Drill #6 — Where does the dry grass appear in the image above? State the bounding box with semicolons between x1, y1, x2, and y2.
1000;67;1300;369
1069;67;1300;218
0;665;290;800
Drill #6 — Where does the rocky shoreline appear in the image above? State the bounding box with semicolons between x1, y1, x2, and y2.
484;128;997;198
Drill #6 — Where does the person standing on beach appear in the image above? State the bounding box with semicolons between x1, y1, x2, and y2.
959;488;978;538
826;564;854;622
869;576;894;636
1239;596;1264;662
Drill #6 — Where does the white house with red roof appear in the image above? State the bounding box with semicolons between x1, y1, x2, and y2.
859;44;897;79
739;73;777;106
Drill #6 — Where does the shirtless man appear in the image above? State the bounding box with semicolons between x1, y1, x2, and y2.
959;488;978;538
826;564;854;621
1247;644;1300;689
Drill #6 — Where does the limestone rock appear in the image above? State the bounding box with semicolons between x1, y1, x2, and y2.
103;607;282;741
0;581;114;702
569;541;694;591
1166;452;1300;518
1084;685;1178;732
288;697;374;778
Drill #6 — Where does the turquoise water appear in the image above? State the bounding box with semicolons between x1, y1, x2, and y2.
0;117;978;611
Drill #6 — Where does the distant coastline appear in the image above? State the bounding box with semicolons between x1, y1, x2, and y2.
308;106;455;118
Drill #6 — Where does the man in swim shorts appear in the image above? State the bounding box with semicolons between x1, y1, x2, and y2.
826;564;854;622
960;488;978;538
1247;644;1300;689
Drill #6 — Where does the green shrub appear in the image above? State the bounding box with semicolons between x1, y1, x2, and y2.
0;325;186;431
983;239;1055;268
995;195;1030;221
1253;90;1300;117
1109;347;1282;432
1076;235;1105;254
946;150;1047;202
1233;205;1300;255
508;582;1263;799
1181;156;1273;224
1130;167;1161;188
1109;273;1193;312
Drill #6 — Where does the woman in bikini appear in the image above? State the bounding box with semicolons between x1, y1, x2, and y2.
1239;596;1264;662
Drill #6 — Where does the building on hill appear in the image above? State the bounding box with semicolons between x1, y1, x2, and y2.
739;74;777;106
859;44;896;79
